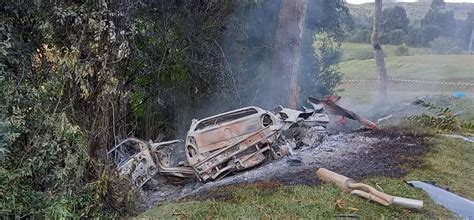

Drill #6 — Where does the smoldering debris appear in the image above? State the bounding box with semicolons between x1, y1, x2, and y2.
108;96;434;210
140;128;430;208
108;96;379;190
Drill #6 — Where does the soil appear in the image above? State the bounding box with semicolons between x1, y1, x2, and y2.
140;127;431;208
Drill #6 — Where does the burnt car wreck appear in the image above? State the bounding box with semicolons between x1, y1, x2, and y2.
108;96;375;187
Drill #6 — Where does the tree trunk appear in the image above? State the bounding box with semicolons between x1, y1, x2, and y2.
469;27;473;54
273;0;308;108
371;0;388;101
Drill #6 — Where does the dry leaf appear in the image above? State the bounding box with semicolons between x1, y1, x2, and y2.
336;198;345;208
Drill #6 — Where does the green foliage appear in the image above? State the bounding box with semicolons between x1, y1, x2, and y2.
0;122;8;161
382;6;409;33
1;0;243;216
404;25;450;47
395;43;410;56
0;1;138;218
346;29;371;43
403;100;473;132
419;0;457;45
429;36;463;54
382;29;406;45
312;32;343;96
348;1;472;48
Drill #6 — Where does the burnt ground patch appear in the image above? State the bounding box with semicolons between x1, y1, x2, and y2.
142;127;432;207
185;128;430;202
357;127;431;175
270;127;431;185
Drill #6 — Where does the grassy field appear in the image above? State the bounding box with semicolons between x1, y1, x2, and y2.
338;43;473;102
340;42;431;62
138;136;473;219
340;54;474;81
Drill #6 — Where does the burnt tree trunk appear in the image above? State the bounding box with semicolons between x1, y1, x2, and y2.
273;0;308;108
372;0;388;101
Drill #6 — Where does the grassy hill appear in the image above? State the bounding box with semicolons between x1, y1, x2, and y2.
337;43;474;102
348;2;474;26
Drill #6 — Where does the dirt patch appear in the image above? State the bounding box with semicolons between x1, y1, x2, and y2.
140;127;431;208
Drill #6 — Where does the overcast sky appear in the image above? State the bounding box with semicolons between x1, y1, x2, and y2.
347;0;474;4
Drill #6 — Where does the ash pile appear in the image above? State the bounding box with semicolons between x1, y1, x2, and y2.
107;95;377;205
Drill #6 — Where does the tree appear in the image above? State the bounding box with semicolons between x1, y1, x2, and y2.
382;6;409;33
385;29;405;45
372;0;388;101
430;0;446;10
463;11;474;54
0;0;239;217
470;23;474;54
272;0;308;108
299;0;352;101
312;32;343;96
420;0;456;41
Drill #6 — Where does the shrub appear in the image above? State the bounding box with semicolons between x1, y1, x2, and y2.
429;36;462;54
395;43;410;56
387;29;406;45
403;99;473;132
347;29;371;43
313;32;343;96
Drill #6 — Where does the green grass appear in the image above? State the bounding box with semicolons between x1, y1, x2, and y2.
137;136;473;219
337;52;474;102
340;54;474;81
340;42;430;62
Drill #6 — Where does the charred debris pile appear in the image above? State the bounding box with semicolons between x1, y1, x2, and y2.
109;95;433;209
108;95;377;187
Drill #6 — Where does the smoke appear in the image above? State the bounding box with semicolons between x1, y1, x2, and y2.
189;0;473;132
214;0;351;110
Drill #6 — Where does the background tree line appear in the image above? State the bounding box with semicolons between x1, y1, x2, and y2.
347;0;474;54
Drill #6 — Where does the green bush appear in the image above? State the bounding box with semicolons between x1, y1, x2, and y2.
429;36;463;54
346;29;371;43
313;32;343;96
387;29;406;45
0;3;139;218
395;43;410;56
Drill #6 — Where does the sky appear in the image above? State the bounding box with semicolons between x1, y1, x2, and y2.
347;0;474;4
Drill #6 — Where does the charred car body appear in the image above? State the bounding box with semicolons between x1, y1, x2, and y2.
185;106;292;181
109;96;374;187
108;138;194;187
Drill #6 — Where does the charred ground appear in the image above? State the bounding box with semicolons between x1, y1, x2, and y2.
141;126;432;207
